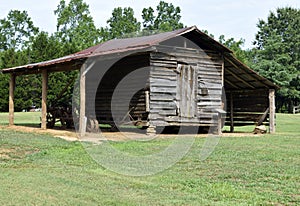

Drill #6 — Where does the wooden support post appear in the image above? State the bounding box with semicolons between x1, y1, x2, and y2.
41;70;48;129
9;74;15;126
217;113;222;135
79;64;86;136
269;89;275;134
214;109;226;135
146;125;156;135
145;90;150;112
230;92;234;133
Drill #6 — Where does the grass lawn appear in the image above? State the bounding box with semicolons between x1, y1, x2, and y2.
0;113;299;205
0;112;41;126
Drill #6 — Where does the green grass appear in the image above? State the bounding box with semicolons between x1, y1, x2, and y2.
0;113;299;205
0;112;41;126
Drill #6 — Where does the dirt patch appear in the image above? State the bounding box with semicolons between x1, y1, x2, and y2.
0;148;13;160
2;125;78;140
1;125;260;143
0;146;39;161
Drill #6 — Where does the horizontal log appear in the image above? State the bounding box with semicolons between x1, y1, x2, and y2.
224;122;269;126
150;62;177;68
197;102;222;107
150;53;176;61
150;79;177;87
150;95;175;101
150;87;176;93
150;102;177;109
232;107;268;112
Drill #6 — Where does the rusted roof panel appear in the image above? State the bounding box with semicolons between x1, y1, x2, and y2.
2;26;232;74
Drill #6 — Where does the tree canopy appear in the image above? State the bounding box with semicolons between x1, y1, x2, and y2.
250;7;300;112
0;10;39;51
101;7;141;41
54;0;101;52
142;1;184;32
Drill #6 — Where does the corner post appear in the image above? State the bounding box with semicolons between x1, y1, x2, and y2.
41;70;48;129
230;92;234;133
269;89;275;134
79;64;86;136
9;74;15;126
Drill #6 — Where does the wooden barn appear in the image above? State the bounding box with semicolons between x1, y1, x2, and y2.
2;26;278;135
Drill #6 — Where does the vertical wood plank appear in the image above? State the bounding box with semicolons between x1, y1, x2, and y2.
9;74;15;126
145;90;150;112
41;70;48;129
221;54;225;87
183;39;187;48
217;113;222;135
187;66;191;117
269;89;275;134
230;92;234;132
79;64;86;136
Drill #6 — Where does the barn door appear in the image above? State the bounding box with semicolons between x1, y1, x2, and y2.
177;64;197;118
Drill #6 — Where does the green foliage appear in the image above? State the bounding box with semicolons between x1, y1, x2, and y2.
250;7;300;112
0;72;9;111
30;31;62;62
101;7;141;41
0;10;39;51
54;0;101;52
0;49;33;112
14;74;42;111
29;31;78;109
219;35;249;64
0;10;40;112
142;1;184;32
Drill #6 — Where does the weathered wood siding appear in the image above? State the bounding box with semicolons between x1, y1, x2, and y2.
149;52;178;126
149;46;223;127
225;90;269;126
86;54;150;125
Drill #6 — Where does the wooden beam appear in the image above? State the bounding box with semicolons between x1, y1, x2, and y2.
226;88;269;94
224;78;239;89
230;92;234;133
269;89;276;134
79;64;86;136
9;74;15;126
41;70;48;129
225;68;255;89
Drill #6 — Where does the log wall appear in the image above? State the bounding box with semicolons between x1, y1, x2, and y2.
149;46;223;127
88;54;150;126
225;90;269;126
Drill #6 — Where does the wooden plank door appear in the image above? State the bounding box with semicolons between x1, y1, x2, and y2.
177;64;197;118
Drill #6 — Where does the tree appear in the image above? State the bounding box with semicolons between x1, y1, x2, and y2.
250;7;300;112
30;31;77;109
219;35;248;64
0;10;39;111
0;10;39;51
0;48;35;112
54;0;101;53
30;31;63;62
142;1;184;32
101;7;141;41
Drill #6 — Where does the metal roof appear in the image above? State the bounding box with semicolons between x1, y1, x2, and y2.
1;26;231;74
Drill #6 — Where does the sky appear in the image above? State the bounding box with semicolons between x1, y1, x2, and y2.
1;0;300;49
